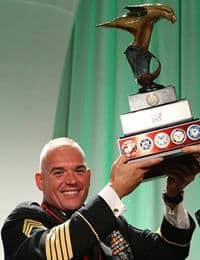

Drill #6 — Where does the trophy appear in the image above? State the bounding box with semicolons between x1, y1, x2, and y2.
97;3;200;180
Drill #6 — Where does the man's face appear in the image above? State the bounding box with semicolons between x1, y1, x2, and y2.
35;145;91;211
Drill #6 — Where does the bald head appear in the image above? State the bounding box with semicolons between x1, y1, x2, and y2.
35;137;91;210
39;137;85;172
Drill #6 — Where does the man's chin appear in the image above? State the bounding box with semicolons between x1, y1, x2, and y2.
61;202;83;211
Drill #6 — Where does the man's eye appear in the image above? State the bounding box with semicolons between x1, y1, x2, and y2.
53;171;63;176
75;168;86;175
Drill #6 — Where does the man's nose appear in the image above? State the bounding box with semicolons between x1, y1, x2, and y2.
64;170;77;184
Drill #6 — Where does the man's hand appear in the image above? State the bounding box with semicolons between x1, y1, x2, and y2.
166;173;195;198
182;144;200;161
162;148;200;208
109;155;163;198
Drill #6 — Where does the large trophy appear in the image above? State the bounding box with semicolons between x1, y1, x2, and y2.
98;4;200;180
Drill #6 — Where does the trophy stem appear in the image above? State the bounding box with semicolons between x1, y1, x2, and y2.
125;46;164;92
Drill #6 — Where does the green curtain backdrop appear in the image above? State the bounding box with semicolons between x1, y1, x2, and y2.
54;1;200;259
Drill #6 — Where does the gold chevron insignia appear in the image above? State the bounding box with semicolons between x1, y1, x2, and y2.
22;219;46;237
45;220;73;260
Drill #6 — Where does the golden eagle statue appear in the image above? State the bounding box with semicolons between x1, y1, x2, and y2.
97;4;176;91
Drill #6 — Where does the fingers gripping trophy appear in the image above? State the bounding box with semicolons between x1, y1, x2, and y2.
97;3;200;180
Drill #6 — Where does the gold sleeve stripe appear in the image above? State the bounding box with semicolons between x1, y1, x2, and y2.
45;220;73;260
65;221;73;258
46;234;51;260
60;225;69;258
22;219;46;237
50;232;57;260
156;228;190;247
50;231;57;260
55;227;63;260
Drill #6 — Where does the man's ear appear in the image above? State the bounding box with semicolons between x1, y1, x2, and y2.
35;172;43;191
87;168;91;184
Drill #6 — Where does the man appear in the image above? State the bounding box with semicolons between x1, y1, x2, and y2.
1;137;199;259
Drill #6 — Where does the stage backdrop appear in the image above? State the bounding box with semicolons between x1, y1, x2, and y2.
0;0;79;258
0;1;199;260
53;1;200;260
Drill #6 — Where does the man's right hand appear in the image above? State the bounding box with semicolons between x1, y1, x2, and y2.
109;155;163;198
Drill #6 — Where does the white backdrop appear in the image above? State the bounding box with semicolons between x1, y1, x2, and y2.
0;0;79;258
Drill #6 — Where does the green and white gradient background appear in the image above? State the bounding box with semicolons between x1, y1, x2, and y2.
0;1;200;259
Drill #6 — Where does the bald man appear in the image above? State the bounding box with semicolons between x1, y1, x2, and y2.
1;138;199;259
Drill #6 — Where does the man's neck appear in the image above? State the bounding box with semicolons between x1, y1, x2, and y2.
41;201;76;223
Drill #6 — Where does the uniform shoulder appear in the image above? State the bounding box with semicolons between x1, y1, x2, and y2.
4;201;44;223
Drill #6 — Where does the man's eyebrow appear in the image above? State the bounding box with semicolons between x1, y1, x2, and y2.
49;165;87;173
50;167;64;173
75;165;87;170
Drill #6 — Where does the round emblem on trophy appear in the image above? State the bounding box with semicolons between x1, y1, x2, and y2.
187;124;200;140
121;140;137;156
154;132;170;149
170;128;186;144
139;137;153;151
146;93;159;106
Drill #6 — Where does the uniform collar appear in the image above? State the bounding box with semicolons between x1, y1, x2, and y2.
41;201;76;223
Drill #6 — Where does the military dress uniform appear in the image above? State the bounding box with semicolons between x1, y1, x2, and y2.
1;196;195;260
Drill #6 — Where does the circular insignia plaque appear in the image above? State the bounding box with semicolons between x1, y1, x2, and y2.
146;93;159;106
121;140;137;156
154;132;170;149
170;128;186;144
187;125;200;140
139;137;153;151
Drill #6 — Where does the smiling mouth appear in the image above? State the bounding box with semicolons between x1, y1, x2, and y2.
62;190;79;196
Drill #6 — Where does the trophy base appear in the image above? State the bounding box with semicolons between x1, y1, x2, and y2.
118;119;200;162
143;153;199;181
120;99;192;135
128;85;176;111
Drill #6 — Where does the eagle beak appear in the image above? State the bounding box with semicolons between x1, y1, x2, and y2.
170;14;176;23
96;21;114;28
96;23;104;27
